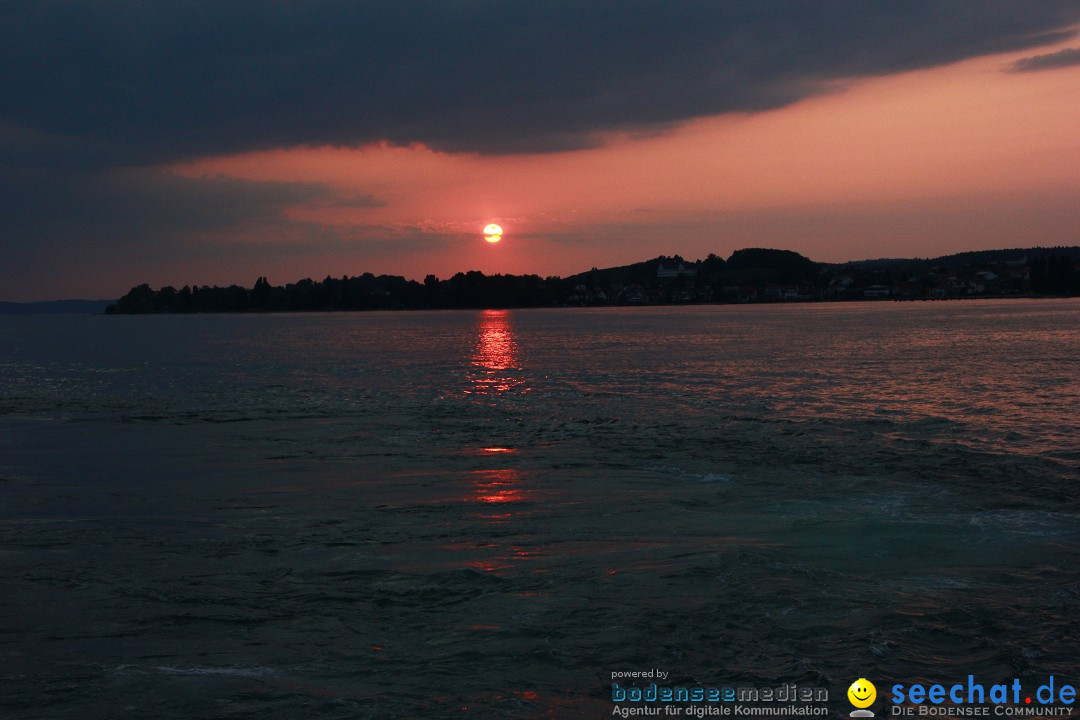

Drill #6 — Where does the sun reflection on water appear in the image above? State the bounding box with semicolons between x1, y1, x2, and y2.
469;468;527;505
465;310;529;397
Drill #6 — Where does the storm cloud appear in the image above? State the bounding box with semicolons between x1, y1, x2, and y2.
2;1;1078;164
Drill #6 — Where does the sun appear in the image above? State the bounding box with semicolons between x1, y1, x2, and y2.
483;223;503;243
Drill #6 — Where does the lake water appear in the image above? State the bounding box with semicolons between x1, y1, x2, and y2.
1;300;1078;719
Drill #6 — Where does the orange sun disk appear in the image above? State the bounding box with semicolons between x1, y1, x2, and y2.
483;223;503;243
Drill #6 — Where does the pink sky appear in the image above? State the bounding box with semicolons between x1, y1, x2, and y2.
164;40;1080;287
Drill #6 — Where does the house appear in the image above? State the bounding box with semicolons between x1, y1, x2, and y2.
657;262;697;279
619;284;647;305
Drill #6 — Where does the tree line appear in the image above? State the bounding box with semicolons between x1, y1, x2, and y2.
106;271;569;313
105;247;1080;313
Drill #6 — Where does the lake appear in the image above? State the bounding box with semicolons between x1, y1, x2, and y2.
1;300;1078;719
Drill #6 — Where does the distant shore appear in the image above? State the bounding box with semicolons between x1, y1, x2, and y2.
101;246;1079;314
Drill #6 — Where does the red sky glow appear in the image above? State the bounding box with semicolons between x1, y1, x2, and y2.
168;43;1080;287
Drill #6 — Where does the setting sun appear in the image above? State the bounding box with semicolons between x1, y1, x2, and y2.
483;223;503;243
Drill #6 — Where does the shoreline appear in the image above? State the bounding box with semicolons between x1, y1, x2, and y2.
96;293;1078;315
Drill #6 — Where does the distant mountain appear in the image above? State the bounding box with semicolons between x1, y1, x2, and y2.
0;299;114;315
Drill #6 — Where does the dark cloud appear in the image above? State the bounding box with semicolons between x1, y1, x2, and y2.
1007;47;1080;72
1;1;1077;164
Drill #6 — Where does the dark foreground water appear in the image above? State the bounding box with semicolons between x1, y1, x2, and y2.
1;301;1078;719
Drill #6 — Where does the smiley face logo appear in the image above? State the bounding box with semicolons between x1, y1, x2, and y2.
848;678;877;708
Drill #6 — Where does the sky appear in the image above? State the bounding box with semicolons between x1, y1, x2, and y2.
2;2;1079;301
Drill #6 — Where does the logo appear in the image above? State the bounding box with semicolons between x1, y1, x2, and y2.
849;678;878;718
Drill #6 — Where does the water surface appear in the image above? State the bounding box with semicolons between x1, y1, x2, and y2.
1;300;1078;718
